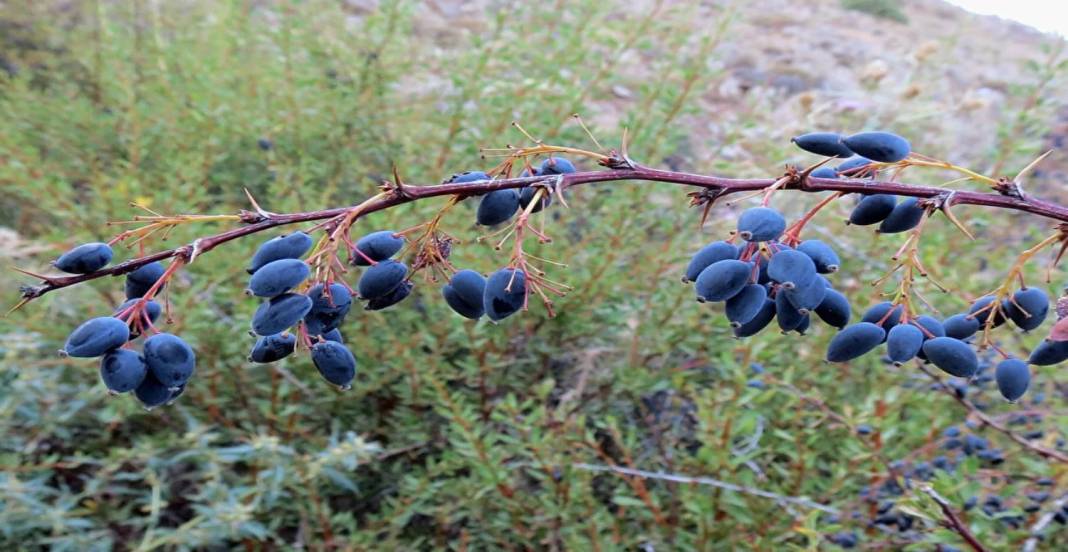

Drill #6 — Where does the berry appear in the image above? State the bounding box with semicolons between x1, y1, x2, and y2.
862;302;905;330
877;197;924;234
683;241;739;283
695;260;752;302
443;269;487;320
943;314;980;340
995;358;1030;402
134;371;173;409
366;280;413;310
519;185;553;213
247;258;310;297
1006;287;1049;331
969;296;1006;327
304;283;353;335
449;171;490;183
53;242;113;274
842;132;911;163
539;156;577;175
784;278;827;313
923;337;978;377
257;137;273;151
357;260;408;300
249;333;297;363
775;291;808;332
247;232;314;274
476;189;521;226
848;194;896;225
726;284;768;327
144;333;196;388
911;315;946;339
814;288;852;329
483;268;526;322
125;261;166;298
836;156;873;176
767;250;816;289
797;240;840;273
114;298;162;326
734;299;776;337
352;230;405;266
1028;339;1068;366
826;323;886;362
62;317;130;358
99;349;147;393
311;341;357;388
251;293;314;336
810;167;838;179
791;132;854;158
322;329;343;343
886;324;924;365
737;207;786;242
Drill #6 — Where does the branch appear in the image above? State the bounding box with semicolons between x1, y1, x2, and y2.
17;160;1068;302
1023;493;1068;552
920;485;989;552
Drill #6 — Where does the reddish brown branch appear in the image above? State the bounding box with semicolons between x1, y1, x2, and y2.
17;161;1068;301
920;486;988;552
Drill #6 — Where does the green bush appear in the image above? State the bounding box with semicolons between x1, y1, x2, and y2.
842;0;909;23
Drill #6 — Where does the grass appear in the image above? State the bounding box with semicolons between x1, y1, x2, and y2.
1;0;1067;550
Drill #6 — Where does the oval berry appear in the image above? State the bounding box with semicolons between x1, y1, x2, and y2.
304;283;353;335
483;268;526;322
1006;287;1049;331
878;197;924;234
684;241;739;283
734;299;776;337
836;156;873;177
784;278;827;313
776;290;808;332
357;260;408;300
100;349;147;393
861;302;905;331
969;296;1006;327
539;156;577;175
767;250;816;289
247;232;313;274
443;269;487;320
134;371;173;409
922;337;978;378
848;194;896;225
842;131;911;163
810;167;838;179
366;281;413;310
449;171;490;183
886;324;924;365
249;333;297;363
251;293;314;336
1028;339;1068;366
737;207;786;242
247;258;310;297
943;314;980;340
519;185;553;213
352;230;404;266
726;284;768;327
826;322;886;362
791;132;854;158
125;261;166;298
312;341;357;388
995;358;1030;402
476;189;520;226
62;317;130;358
797;240;840;273
322;329;343;343
144;333;196;388
814;288;852;329
54;242;113;274
911;315;946;339
695;260;752;302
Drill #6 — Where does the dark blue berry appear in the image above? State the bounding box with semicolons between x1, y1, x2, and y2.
684;241;739;283
734;299;776;337
539;157;576;175
726;284;768;327
995;358;1030;402
247;232;314;274
810;167;838;179
484;268;526;322
886;324;924;364
249;333;297;363
877;197;924;234
1029;339;1068;366
63;317;130;358
54;242;113;274
476;189;521;226
737;207;786;242
304;283;353;335
1006;287;1049;331
366;280;413;310
443;269;486;320
767;249;816;289
352;230;404;266
791;132;853;158
124;261;166;298
100;349;147;393
311;341;356;388
923;337;978;378
842;132;911;163
251;293;314;336
247;258;310;297
775;291;808;332
784;278;827;313
826;323;886;362
134;371;173;409
836;156;873;176
449;171;490;183
144;333;195;388
814;288;851;329
848;194;896;225
322;329;343;343
695;260;752;302
797;240;840;273
911;315;945;339
969;296;1006;327
861;302;905;330
357;260;408;300
943;314;980;340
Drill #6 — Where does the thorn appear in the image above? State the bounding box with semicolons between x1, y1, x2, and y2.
10;266;54;281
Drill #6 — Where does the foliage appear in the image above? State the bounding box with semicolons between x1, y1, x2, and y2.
2;1;1068;550
841;0;909;24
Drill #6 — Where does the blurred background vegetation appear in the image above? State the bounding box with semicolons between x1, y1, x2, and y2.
2;0;1068;549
